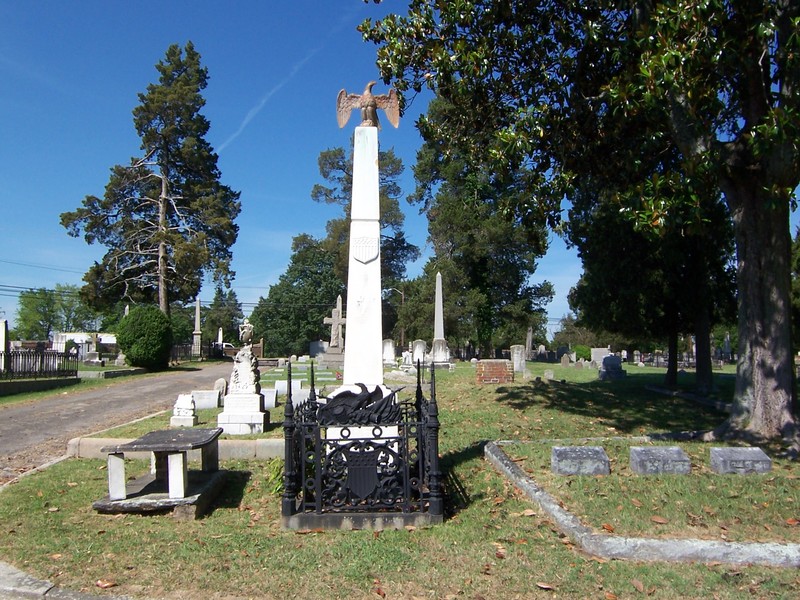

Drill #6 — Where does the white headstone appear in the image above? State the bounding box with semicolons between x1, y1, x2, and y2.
510;344;526;372
170;394;197;427
342;127;384;387
412;339;427;366
383;339;396;366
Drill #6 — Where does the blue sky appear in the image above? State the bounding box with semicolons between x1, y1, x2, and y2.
0;0;580;335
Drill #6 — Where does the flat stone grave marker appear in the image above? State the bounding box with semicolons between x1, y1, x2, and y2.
710;447;771;474
630;446;690;475
551;446;610;475
192;389;222;409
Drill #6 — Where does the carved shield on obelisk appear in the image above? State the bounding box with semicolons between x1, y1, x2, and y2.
352;237;379;264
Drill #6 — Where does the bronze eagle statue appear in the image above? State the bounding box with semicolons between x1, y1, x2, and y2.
336;81;400;129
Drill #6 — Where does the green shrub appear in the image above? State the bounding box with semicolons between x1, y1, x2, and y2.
573;344;591;361
116;305;173;370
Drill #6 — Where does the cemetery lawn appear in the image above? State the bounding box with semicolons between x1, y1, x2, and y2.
1;363;799;599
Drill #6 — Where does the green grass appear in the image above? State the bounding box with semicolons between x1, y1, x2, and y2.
1;363;798;599
504;439;800;543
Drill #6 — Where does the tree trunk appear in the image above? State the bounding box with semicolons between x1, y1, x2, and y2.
694;308;713;396
665;325;678;388
724;177;797;440
664;302;678;388
158;174;170;317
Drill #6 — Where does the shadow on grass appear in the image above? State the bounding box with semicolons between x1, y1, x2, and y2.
495;371;729;435
207;469;252;515
440;441;486;517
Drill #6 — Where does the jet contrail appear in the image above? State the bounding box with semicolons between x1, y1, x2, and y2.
218;48;320;153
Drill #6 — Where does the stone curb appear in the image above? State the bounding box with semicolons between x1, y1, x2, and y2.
66;437;284;461
484;441;800;568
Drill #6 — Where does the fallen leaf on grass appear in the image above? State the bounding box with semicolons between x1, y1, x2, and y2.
95;579;117;589
631;578;645;593
604;593;618;600
535;582;556;590
47;507;59;513
492;541;508;559
786;518;799;526
67;482;78;487
601;523;615;533
49;554;63;560
650;516;669;524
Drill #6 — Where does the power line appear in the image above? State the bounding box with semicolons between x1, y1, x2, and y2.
0;259;84;274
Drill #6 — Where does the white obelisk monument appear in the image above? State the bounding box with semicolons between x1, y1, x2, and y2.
335;81;400;388
191;296;202;358
430;271;450;364
342;126;384;386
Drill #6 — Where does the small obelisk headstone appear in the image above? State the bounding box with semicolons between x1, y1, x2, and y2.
192;296;202;358
430;272;450;364
0;319;9;373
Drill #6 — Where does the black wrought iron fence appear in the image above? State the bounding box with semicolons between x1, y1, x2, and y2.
0;351;78;380
282;362;443;523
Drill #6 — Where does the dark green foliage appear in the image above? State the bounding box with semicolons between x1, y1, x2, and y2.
572;345;591;361
311;144;419;290
169;303;195;345
61;42;240;315
363;1;800;438
203;288;243;345
116;305;173;370
249;235;345;357
14;284;98;340
406;98;552;356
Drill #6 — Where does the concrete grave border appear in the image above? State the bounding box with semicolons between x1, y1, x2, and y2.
485;441;800;568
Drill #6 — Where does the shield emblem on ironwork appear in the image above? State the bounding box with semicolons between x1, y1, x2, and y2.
345;449;379;499
352;237;379;264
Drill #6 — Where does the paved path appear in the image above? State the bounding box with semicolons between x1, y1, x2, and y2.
0;362;232;483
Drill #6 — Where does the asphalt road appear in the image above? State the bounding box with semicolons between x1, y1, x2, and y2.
0;361;233;482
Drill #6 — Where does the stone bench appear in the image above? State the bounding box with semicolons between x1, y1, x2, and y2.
101;428;222;500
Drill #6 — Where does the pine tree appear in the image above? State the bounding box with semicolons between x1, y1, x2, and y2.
61;42;240;316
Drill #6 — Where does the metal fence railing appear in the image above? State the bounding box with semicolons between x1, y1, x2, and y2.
0;351;79;380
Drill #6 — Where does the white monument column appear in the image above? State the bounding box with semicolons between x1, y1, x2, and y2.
191;297;202;358
342;126;383;386
434;271;445;339
431;271;451;364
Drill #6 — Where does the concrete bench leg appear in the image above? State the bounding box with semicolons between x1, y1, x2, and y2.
107;453;127;500
168;452;188;499
201;442;219;472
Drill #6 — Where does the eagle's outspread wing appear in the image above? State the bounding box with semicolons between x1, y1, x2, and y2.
375;88;400;128
336;82;400;129
336;89;362;128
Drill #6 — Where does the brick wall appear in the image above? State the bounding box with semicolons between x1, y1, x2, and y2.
476;359;514;384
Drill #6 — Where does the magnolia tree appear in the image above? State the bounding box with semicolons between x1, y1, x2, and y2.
362;0;800;443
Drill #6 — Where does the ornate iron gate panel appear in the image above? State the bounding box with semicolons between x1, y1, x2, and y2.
282;362;443;528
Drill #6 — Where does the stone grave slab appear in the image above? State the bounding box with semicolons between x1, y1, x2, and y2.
551;446;610;476
192;389;222;409
710;447;771;474
630;446;690;475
